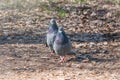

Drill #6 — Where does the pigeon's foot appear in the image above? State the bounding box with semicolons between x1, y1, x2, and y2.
50;50;55;56
59;56;66;63
50;52;54;56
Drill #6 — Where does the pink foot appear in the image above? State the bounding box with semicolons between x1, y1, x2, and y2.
50;50;55;56
59;56;66;63
50;52;54;56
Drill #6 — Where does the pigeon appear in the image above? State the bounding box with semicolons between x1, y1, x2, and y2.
53;26;72;62
46;18;58;55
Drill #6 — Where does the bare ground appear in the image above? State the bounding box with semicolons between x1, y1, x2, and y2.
0;0;120;80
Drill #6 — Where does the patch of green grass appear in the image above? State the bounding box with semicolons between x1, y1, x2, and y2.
55;6;67;18
58;11;67;18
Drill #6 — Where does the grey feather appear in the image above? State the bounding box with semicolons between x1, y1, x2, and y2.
46;18;58;51
53;26;72;56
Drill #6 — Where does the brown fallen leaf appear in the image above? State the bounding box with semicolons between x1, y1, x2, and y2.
103;42;108;45
82;58;89;63
91;71;100;75
91;61;97;65
116;62;120;65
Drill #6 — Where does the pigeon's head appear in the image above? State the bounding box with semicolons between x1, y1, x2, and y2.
48;18;58;33
50;18;56;25
55;26;68;44
58;26;64;33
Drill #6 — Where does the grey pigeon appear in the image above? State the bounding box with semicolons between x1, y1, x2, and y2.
46;18;58;55
53;26;72;62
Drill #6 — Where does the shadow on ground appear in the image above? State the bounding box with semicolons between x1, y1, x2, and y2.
0;31;119;44
69;32;120;43
68;49;119;63
0;33;46;44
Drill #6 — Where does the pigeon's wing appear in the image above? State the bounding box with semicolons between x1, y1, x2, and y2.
46;32;56;50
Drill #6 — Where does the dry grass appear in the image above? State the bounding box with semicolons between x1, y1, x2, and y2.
0;0;120;80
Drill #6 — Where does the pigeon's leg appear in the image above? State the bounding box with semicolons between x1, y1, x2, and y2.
59;56;66;62
50;50;55;56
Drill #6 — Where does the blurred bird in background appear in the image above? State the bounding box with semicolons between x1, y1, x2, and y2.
46;18;58;56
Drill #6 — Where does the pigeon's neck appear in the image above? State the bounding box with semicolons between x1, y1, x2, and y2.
49;24;58;33
51;23;58;29
62;31;69;43
55;32;68;44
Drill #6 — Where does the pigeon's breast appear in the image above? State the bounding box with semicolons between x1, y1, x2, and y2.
55;35;69;45
55;37;62;44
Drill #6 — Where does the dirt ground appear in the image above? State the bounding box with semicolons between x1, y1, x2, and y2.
0;0;120;80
